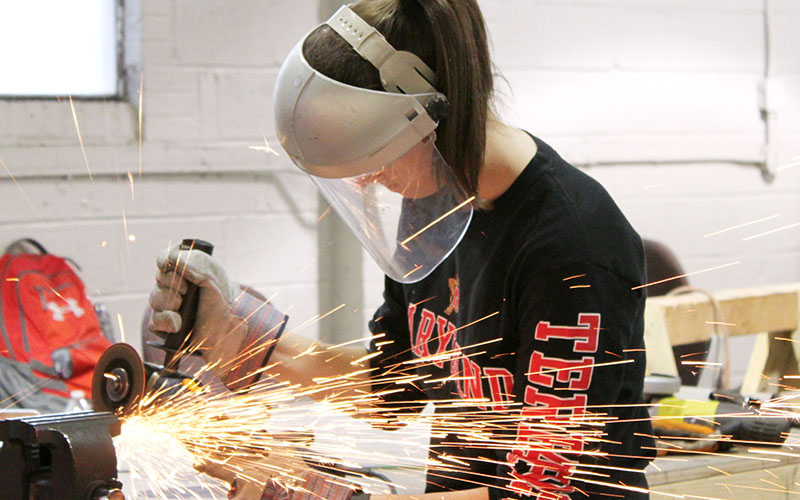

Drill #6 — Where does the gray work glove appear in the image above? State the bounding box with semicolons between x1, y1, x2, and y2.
149;245;287;390
196;456;357;500
195;458;277;500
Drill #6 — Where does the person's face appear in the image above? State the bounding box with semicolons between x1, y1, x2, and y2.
356;136;440;199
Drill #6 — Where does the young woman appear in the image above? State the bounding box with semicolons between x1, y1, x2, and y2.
150;1;655;499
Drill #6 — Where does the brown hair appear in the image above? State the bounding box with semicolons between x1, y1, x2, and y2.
303;0;494;203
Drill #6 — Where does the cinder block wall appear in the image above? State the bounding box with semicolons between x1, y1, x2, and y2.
487;0;800;291
1;0;798;361
0;0;323;352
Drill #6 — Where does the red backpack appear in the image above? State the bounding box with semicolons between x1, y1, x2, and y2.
0;239;112;412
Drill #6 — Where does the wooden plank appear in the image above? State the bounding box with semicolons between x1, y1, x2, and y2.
644;283;800;346
741;332;771;395
643;306;679;377
740;327;800;395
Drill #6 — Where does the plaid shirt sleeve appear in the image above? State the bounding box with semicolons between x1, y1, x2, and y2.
259;470;359;500
220;291;288;392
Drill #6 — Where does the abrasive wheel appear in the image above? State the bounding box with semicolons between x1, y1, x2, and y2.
92;343;146;415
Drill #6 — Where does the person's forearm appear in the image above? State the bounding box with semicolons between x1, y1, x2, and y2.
268;332;372;400
371;488;489;500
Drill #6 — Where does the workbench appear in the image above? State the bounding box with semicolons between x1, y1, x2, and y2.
647;433;800;498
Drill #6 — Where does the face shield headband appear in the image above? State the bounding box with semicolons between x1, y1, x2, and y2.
274;5;474;283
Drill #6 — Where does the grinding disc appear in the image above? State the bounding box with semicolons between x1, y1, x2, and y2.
92;343;146;415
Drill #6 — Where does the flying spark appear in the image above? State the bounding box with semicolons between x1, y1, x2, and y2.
249;136;281;156
117;313;127;343
138;71;144;177
400;197;476;246
105;334;639;500
1;156;44;221
631;261;741;291
128;171;136;201
777;155;800;172
742;222;800;241
702;214;780;238
5;327;798;500
318;205;333;223
69;95;93;180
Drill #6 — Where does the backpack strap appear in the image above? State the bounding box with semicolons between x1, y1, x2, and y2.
3;239;83;271
3;238;49;255
0;255;18;360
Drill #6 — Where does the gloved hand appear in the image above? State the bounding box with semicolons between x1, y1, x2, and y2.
196;456;358;500
195;457;279;500
149;245;288;390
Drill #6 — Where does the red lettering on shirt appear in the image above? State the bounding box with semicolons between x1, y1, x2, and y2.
433;316;456;368
508;391;588;498
407;302;417;346
411;308;436;358
484;367;514;411
462;356;485;407
449;339;465;397
522;387;588;419
407;303;608;499
527;351;594;391
508;313;602;498
534;313;600;353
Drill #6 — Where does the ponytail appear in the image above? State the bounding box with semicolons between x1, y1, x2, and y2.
304;0;494;204
397;0;424;15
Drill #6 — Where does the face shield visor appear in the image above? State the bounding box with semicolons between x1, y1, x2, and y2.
274;6;473;283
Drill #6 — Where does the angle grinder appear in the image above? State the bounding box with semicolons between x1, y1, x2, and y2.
652;395;791;453
92;239;213;415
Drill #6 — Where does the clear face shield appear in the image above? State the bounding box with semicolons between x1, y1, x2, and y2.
312;136;473;283
274;6;473;283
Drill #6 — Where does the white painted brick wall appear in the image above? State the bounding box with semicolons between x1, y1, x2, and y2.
482;0;800;292
2;1;799;392
1;0;322;353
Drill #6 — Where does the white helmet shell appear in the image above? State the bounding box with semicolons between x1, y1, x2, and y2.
274;5;446;179
272;6;473;283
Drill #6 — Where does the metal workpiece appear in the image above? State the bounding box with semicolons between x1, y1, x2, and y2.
0;411;123;500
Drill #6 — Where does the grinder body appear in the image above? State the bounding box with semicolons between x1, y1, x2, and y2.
93;239;212;415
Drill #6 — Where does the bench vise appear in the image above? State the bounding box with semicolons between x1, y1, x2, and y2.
0;411;124;500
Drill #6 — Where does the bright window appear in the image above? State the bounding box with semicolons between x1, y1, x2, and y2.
0;0;119;97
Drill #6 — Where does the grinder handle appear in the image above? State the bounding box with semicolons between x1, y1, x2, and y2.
162;238;214;372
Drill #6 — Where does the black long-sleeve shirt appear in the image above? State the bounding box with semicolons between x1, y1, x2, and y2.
368;135;655;500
